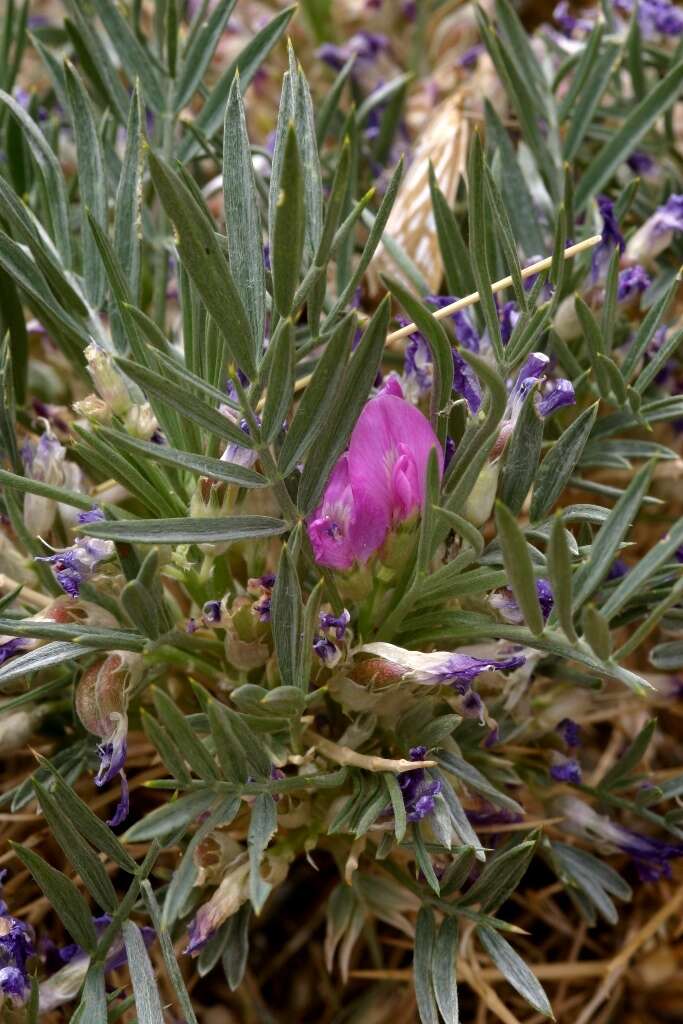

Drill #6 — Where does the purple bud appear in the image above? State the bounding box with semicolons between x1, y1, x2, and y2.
320;609;351;639
617;265;651;302
452;348;482;414
0;637;29;665
592;195;625;282
550;758;582;784
558;719;582;748
202;600;222;623
536;378;576;418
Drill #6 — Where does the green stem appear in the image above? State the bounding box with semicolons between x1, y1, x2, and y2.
153;81;176;327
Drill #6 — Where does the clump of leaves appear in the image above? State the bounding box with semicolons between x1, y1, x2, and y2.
0;1;682;1021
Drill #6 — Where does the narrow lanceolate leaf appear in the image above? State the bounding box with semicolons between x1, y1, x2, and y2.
384;277;454;444
90;0;165;112
272;123;305;317
12;843;98;952
262;319;294;442
147;151;257;377
530;403;598;522
496;501;544;636
64;61;106;308
79;515;288;545
278;317;355;478
179;6;296;162
174;0;237;111
224;74;266;349
122;921;165;1024
293;60;323;268
571;460;653;612
0;91;71;265
112;86;144;349
600;516;683;621
582;604;612;660
96;428;266;488
0;641;99;685
248;793;277;913
574;60;683;209
142;882;200;1024
414;907;439;1024
271;544;304;690
477;926;553;1018
433;917;459;1024
500;387;544;515
153;687;218;781
547;513;577;642
32;780;118;913
298;297;390;513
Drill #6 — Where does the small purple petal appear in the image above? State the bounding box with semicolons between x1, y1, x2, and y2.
550;758;582;784
557;718;581;748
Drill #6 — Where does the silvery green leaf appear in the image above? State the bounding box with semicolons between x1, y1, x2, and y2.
500;387;543;516
123;788;215;843
148;151;257;377
123;920;165;1024
179;6;296;162
650;640;683;670
278;312;355;477
174;0;237;111
484;102;545;258
271;544;304;690
574;60;683;209
90;0;165;112
620;274;680;383
293;61;323;268
477;925;553;1018
0;641;100;685
547;513;577;642
121;579;162;640
248;793;277;913
36;757;137;872
384;277;453;444
153;687;217;780
32;779;118;912
530;403;599;522
298;297;389;513
62;0;130;119
495;501;544;636
271;123;305;317
437;752;523;816
563;40;621;162
571;460;653;611
462;839;536;913
262;319;294;442
550;842;630;926
429;164;478;299
222;904;251;991
433;916;459;1024
581;604;612;660
0;90;71;264
224;74;266;350
141;882;199;1024
96;427;266;488
81;514;287;545
414;907;439;1024
12;843;98;952
316;54;356;146
64;61;106;308
69;966;107;1024
112;86;143;349
600;719;656;791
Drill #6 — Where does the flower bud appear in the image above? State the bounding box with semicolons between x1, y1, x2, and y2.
84;343;131;417
463;461;500;527
73;394;112;423
124;402;159;440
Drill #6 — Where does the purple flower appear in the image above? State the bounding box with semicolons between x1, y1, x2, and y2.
490;579;554;623
536;379;576;417
202;600;222;624
627;151;656;176
557;718;581;748
313;635;340;666
617;0;683;36
500;301;520;345
550;757;582;784
76;507;105;525
0;966;29;1007
0;637;28;665
607;558;629;580
553;0;594;35
399;748;442;822
403;330;433;399
461;689;485;722
36;537;114;598
617;265;651;302
320;609;351;640
453;348;482;414
308;384;442;569
426;296;480;351
316;32;389;72
592;195;625;282
627;194;683;262
359;641;525;691
458;44;484;69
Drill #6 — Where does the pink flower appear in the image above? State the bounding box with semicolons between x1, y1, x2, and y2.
308;383;442;569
